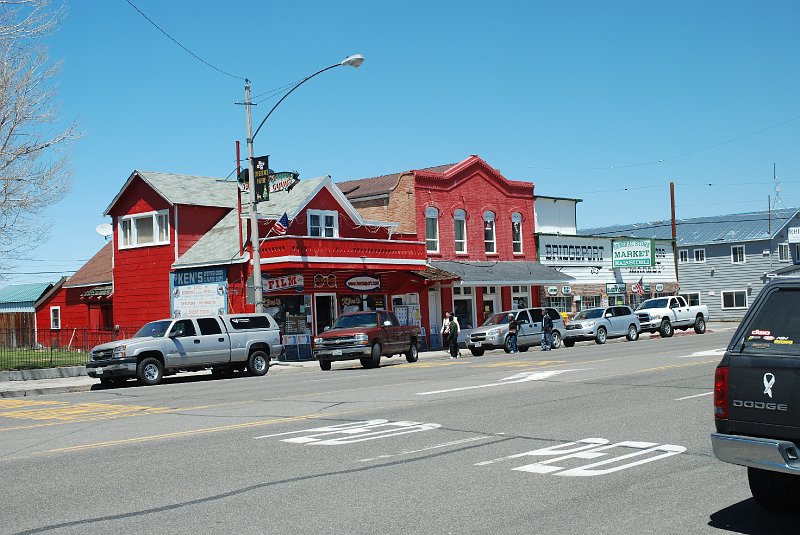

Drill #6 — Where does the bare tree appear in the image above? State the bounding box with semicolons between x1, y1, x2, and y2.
0;0;77;277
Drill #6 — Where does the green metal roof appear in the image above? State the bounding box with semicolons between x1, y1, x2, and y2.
0;282;53;311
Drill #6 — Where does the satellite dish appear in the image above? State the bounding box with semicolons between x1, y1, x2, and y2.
96;223;113;238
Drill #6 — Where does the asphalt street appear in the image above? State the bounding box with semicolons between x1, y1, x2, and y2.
1;326;797;534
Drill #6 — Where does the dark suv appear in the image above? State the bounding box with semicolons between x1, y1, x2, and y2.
711;279;800;510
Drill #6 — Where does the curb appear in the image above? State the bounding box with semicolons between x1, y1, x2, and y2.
0;366;86;382
0;384;94;398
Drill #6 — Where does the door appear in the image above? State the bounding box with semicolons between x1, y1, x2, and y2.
515;309;533;347
165;319;202;365
528;308;544;345
610;307;628;336
195;317;230;364
384;311;404;353
314;293;337;335
428;287;442;348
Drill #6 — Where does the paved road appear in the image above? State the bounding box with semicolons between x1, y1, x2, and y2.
1;326;796;534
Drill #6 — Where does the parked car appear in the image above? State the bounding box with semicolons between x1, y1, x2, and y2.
313;310;420;370
86;314;283;387
711;278;800;510
466;307;565;356
635;296;709;337
563;306;640;347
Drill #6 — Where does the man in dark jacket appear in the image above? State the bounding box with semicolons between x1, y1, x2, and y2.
447;313;460;359
507;313;519;353
541;308;554;351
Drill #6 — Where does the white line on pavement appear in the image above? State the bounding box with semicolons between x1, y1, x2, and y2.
675;391;713;401
358;436;490;462
416;369;587;396
676;348;726;358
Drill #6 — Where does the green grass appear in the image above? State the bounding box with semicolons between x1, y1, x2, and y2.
0;348;90;370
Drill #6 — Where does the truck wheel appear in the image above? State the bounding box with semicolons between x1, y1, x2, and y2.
319;360;332;371
405;342;418;363
470;347;485;356
248;350;270;376
137;357;163;386
694;316;706;334
563;339;575;348
371;343;382;368
595;327;607;345
748;467;800;510
551;331;562;349
660;320;673;338
626;325;639;341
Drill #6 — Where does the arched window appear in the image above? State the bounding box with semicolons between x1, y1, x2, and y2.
483;211;496;254
454;209;467;253
425;206;439;253
511;212;523;254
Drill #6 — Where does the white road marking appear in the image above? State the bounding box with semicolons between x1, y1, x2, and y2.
416;369;586;396
675;391;713;401
358;436;489;462
676;348;726;358
255;419;441;445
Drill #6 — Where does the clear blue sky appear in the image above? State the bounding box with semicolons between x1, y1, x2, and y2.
6;0;799;285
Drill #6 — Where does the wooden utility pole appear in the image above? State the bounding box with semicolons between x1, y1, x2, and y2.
670;181;678;289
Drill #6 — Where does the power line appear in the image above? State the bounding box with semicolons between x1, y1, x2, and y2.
124;0;246;82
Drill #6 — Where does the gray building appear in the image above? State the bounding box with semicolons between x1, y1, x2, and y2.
581;208;800;320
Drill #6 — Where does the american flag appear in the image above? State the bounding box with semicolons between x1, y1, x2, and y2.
632;276;645;297
273;212;290;235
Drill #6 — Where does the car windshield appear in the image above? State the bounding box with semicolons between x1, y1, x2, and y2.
636;298;668;310
133;320;172;338
482;313;511;326
331;313;378;329
573;309;604;320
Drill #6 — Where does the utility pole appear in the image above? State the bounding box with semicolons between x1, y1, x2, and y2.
670;181;678;289
244;81;264;313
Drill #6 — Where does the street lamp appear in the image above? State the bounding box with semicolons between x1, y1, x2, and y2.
244;54;365;312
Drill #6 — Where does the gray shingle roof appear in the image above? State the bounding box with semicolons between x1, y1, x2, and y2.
430;261;574;285
172;209;247;269
580;208;800;247
255;176;327;218
105;171;238;214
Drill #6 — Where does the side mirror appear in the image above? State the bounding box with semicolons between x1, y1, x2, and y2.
323;326;331;332
605;313;613;318
383;320;392;327
168;331;178;338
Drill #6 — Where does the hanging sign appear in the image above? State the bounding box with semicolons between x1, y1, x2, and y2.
562;286;572;295
547;286;559;296
346;275;381;291
253;155;270;203
269;171;300;194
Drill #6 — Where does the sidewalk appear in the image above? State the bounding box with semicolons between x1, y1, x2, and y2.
0;348;455;398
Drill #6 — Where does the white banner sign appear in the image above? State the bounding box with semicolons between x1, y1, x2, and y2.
789;227;800;244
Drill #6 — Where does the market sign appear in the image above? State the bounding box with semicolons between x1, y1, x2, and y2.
346;275;381;292
264;273;304;293
606;283;627;295
612;239;655;268
789;227;800;244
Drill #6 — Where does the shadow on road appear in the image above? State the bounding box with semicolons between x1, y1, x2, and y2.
708;499;800;533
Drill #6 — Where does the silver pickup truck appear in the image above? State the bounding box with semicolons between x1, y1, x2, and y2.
86;314;283;386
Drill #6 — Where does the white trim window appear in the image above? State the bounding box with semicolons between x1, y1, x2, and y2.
308;210;338;238
512;285;530;309
50;306;61;329
721;290;747;309
483;211;496;254
511;212;523;254
694;249;705;263
454;209;466;254
779;242;790;262
731;245;746;264
680;292;701;306
118;210;170;248
678;249;689;263
425;207;439;253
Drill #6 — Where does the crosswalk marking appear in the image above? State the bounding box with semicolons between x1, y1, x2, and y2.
0;402;169;422
0;399;67;410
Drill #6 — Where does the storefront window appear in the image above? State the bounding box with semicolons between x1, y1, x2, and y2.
580;296;601;310
512;285;529;309
263;295;312;334
339;294;388;314
453;298;474;329
547;297;571;313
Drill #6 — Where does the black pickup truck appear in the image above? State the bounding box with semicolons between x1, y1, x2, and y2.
711;279;800;510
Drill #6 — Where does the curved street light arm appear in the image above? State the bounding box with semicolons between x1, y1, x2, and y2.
251;63;340;142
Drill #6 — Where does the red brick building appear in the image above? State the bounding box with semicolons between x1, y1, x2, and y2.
339;155;570;345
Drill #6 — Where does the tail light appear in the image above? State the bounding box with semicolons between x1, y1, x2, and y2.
714;366;729;419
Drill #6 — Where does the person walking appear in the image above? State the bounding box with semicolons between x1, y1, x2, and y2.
446;313;460;359
507;313;519;353
541;307;553;351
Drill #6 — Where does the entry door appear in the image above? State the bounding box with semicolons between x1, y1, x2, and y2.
429;287;442;347
314;293;337;335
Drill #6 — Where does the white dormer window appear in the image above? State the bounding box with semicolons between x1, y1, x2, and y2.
118;210;170;249
308;210;338;238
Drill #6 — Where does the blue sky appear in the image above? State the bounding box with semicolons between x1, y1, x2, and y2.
5;0;799;285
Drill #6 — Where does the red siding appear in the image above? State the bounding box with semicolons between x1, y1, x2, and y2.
35;286;108;330
178;205;232;256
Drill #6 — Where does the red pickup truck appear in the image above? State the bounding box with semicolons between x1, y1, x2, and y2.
312;310;421;371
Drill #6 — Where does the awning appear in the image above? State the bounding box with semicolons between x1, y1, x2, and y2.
430;260;574;286
410;264;461;282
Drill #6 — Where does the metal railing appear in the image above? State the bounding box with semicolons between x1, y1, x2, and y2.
0;328;137;370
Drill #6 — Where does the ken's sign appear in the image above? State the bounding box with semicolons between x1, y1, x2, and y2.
612;239;655;268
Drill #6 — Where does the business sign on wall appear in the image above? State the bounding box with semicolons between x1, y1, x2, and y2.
345;275;381;292
789;227;800;244
538;235;609;265
612;239;655;268
171;267;227;317
264;274;304;293
606;283;627;295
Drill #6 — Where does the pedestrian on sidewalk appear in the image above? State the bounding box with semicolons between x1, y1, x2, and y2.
541;307;553;351
507;313;519;353
446;313;460;359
